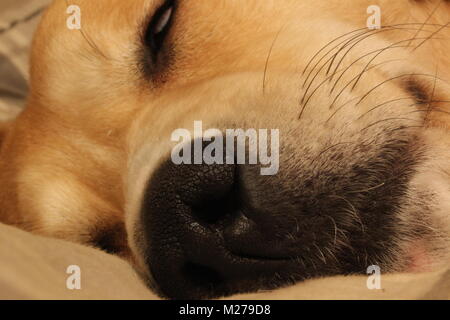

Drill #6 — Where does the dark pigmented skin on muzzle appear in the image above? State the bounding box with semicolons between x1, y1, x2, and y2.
140;136;422;299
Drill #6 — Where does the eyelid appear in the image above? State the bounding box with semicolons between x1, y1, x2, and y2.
144;0;176;55
139;0;177;81
154;7;173;34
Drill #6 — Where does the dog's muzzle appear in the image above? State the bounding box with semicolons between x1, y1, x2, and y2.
139;134;416;299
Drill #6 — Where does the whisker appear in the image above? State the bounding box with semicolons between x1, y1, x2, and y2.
300;65;352;118
301;59;396;118
303;23;450;98
326;28;402;83
329;195;365;234
311;141;356;165
301;27;370;76
414;21;450;51
326;24;449;86
302;22;450;80
303;57;422;120
263;27;285;94
389;125;425;133
347;182;386;194
302;28;376;90
408;0;442;47
324;29;385;77
357;97;413;121
330;59;402;108
360;117;421;132
304;27;447;108
356;73;448;106
325;97;360;124
413;108;450;117
351;35;445;92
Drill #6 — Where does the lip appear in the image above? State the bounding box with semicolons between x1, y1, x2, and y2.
186;221;296;264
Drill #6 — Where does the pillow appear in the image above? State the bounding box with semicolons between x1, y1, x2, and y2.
0;0;50;122
0;223;157;300
1;221;449;300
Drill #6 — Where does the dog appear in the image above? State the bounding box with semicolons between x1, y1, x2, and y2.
0;0;450;299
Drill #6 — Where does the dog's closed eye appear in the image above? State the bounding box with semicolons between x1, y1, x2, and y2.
144;0;176;60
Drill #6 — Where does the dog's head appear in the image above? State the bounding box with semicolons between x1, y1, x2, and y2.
0;0;450;299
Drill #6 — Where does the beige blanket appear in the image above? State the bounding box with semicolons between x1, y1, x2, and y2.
0;223;448;300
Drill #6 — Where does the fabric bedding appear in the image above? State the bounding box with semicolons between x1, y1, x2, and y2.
0;0;49;122
0;222;448;299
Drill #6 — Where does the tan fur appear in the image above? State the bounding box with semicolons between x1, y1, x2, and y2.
0;0;450;297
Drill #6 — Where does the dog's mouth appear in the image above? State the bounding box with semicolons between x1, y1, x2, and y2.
133;131;431;299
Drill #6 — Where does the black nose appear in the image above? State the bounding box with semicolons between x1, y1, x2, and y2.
140;146;299;299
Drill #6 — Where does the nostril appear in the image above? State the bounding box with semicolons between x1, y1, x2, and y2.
190;179;240;224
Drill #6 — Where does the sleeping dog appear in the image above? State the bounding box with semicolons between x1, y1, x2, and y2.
0;0;449;299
